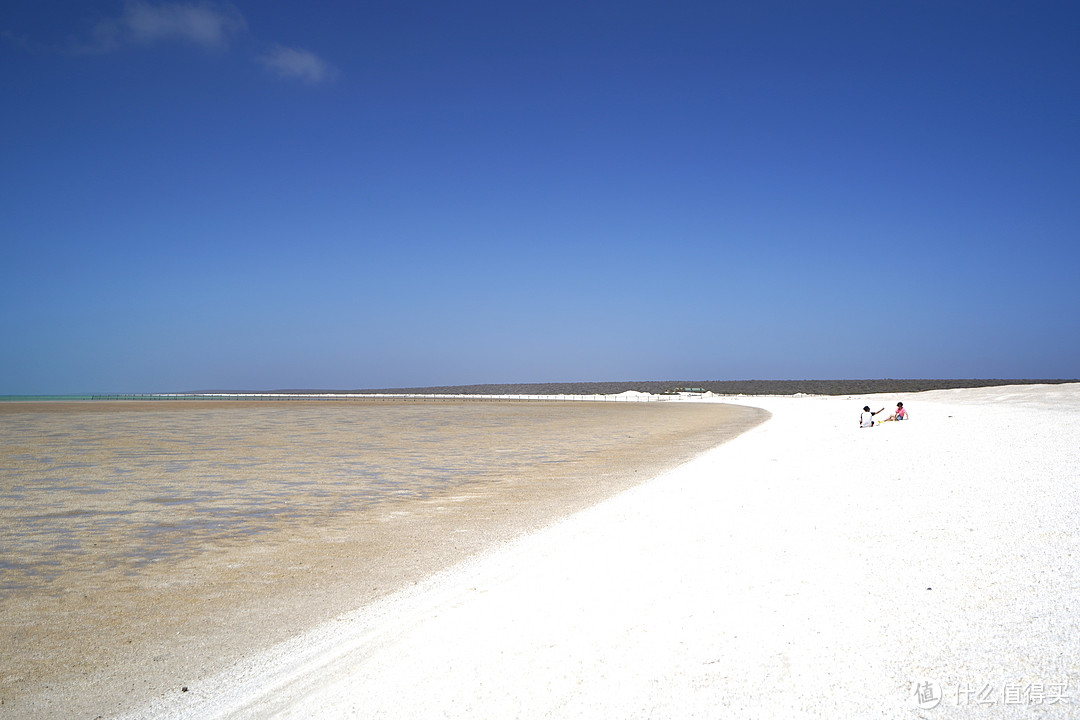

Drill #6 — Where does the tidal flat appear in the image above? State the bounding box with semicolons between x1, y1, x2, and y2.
0;399;766;718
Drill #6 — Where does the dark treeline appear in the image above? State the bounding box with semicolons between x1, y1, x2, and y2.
325;379;1077;397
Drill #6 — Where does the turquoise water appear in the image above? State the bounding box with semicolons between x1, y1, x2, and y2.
0;395;97;402
0;394;331;401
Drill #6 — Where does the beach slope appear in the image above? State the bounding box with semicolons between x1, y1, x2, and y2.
131;384;1080;719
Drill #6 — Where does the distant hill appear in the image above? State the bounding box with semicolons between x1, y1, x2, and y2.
290;378;1078;397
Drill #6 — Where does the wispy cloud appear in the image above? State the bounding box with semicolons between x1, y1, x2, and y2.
258;45;338;85
91;1;247;51
67;2;339;83
2;29;33;51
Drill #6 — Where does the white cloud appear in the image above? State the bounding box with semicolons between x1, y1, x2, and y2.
78;2;339;85
92;1;247;51
258;45;337;84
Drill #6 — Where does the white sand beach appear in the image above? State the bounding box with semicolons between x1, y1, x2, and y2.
126;383;1080;719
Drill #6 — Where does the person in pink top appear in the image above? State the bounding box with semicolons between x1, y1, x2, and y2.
880;402;907;422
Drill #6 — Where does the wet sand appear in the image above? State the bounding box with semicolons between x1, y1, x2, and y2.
0;399;766;719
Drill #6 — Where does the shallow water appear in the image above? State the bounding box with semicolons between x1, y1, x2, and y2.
0;399;767;718
1;401;615;593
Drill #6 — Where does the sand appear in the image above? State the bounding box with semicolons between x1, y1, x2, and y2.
106;383;1080;719
14;384;1080;718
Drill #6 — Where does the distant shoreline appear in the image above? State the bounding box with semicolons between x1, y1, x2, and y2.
347;378;1079;396
3;378;1077;402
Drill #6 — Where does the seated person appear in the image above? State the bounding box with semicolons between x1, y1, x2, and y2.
860;406;884;427
880;402;907;422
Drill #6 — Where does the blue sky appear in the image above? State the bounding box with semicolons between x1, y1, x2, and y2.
2;1;1078;393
